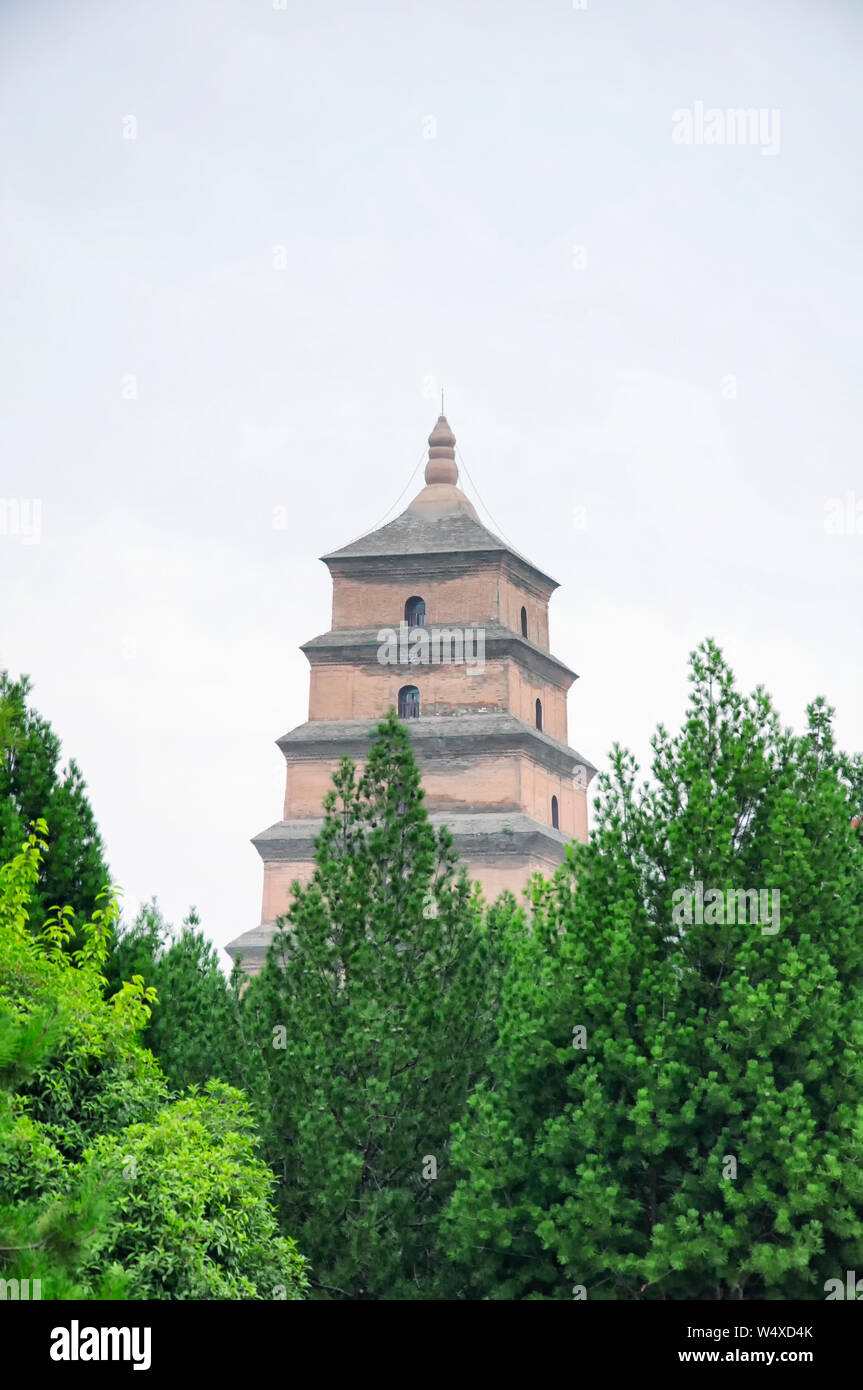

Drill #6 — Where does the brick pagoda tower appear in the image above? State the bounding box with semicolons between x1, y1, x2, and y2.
227;415;595;972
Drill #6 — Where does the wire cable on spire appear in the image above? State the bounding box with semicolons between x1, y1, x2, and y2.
455;445;518;551
335;447;428;550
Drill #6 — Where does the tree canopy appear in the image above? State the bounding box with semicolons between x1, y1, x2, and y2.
5;643;860;1301
444;640;863;1299
0;823;308;1301
0;673;110;937
242;710;507;1299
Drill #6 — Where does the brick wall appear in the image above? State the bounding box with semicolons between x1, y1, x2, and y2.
279;748;587;837
498;572;550;649
332;569;503;630
309;660;510;721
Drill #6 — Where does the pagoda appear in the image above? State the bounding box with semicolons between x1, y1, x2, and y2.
227;414;595;972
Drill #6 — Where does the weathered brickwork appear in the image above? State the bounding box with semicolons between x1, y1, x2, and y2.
280;749;587;838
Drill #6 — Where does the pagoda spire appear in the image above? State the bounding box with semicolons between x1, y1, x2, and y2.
407;413;476;519
425;415;458;486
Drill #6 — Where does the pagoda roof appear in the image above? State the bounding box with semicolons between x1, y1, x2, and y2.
320;506;559;588
320;413;558;589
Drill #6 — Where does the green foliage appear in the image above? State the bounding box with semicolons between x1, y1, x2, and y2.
243;710;505;1299
0;673;109;936
0;825;166;1163
0;825;308;1301
0;822;134;1298
444;640;863;1299
105;902;249;1093
82;1081;309;1300
8;642;856;1302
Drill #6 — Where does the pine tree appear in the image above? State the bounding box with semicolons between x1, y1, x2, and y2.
445;640;863;1299
0;673;109;937
106;901;249;1093
242;710;506;1299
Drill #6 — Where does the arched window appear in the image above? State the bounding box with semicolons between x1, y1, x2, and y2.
398;684;420;719
520;606;528;638
405;596;426;628
551;795;559;830
535;698;543;732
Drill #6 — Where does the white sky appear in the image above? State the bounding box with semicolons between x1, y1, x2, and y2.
1;0;861;962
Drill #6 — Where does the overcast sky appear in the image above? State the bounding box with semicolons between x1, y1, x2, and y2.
2;0;861;962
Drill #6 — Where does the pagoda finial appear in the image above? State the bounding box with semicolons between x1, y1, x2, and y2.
425;413;457;486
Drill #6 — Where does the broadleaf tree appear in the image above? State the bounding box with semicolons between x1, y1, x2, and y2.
0;824;308;1301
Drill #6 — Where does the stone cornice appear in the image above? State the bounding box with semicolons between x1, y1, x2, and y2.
251;809;573;865
300;625;577;688
275;713;597;782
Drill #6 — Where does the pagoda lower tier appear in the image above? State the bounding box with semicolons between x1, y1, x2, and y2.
226;712;595;973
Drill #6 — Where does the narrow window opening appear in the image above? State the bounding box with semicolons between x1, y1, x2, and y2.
405;596;426;628
520;606;528;638
551;795;559;830
398;684;420;720
535;698;543;732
